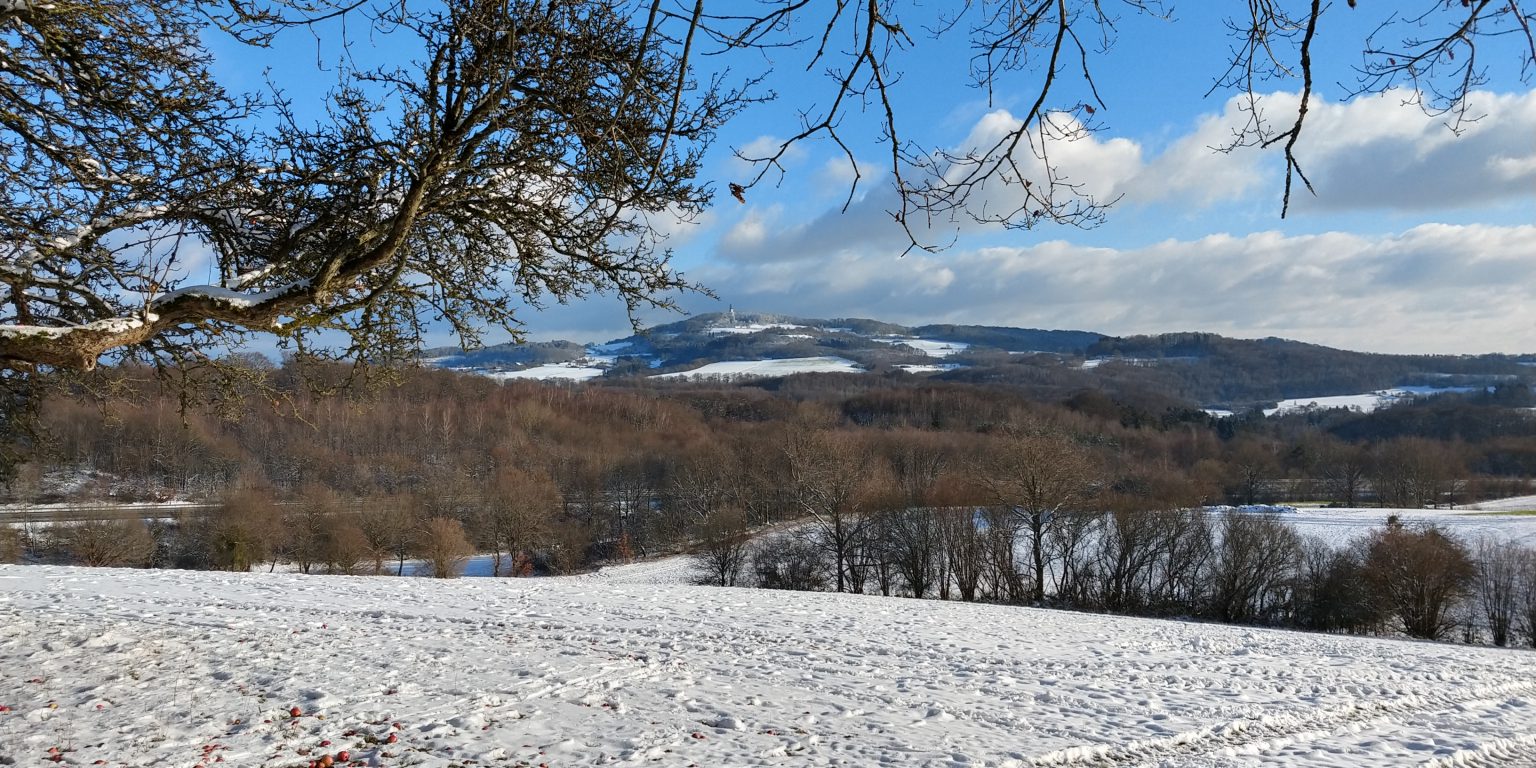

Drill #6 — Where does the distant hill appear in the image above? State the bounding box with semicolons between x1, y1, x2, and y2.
421;312;1534;413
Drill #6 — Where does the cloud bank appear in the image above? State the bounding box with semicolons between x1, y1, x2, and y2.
692;223;1536;354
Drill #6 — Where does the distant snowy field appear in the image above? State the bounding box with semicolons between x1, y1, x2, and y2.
7;564;1536;767
652;356;861;379
874;337;971;358
488;364;607;381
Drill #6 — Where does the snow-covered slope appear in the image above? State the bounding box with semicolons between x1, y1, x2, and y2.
1263;386;1484;416
5;564;1536;767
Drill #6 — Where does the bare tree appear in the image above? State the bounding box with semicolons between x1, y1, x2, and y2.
1518;549;1536;647
284;482;343;574
204;487;284;571
781;430;880;593
1293;535;1379;634
1206;512;1302;624
978;431;1095;603
478;468;559;577
690;508;751;587
1;1;728;371
1476;538;1525;647
1152;508;1216;614
545;521;593;575
887;507;943;599
1046;510;1102;606
358;492;419;575
1313;440;1371;508
1094;509;1165;612
940;507;985;602
1371;438;1465;509
979;505;1027;603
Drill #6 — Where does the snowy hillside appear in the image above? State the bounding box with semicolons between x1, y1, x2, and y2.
6;565;1536;767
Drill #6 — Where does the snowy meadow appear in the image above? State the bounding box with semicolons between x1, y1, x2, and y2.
5;561;1536;768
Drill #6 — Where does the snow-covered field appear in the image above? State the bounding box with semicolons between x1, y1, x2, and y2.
874;338;970;358
1263;387;1482;417
652;356;862;380
1271;504;1536;547
6;563;1536;767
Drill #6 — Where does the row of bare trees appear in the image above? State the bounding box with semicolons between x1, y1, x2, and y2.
16;491;483;578
702;509;1529;646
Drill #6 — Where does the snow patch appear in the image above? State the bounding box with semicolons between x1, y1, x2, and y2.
490;364;606;381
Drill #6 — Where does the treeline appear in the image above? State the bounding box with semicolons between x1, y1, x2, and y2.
9;488;556;579
704;511;1536;646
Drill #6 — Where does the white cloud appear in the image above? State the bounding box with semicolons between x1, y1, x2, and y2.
694;223;1536;354
1119;89;1536;212
719;204;781;252
815;156;885;196
731;134;807;179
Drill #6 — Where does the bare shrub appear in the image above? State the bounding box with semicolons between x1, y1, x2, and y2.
60;517;156;567
546;521;593;575
204;488;284;572
691;509;751;587
750;534;829;592
323;520;372;575
1294;536;1379;634
0;525;19;563
1360;521;1476;640
417;517;473;579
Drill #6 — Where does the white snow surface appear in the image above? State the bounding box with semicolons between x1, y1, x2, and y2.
7;564;1536;767
653;356;862;379
1264;387;1481;417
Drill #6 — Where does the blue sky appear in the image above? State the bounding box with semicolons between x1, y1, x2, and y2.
224;3;1536;354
